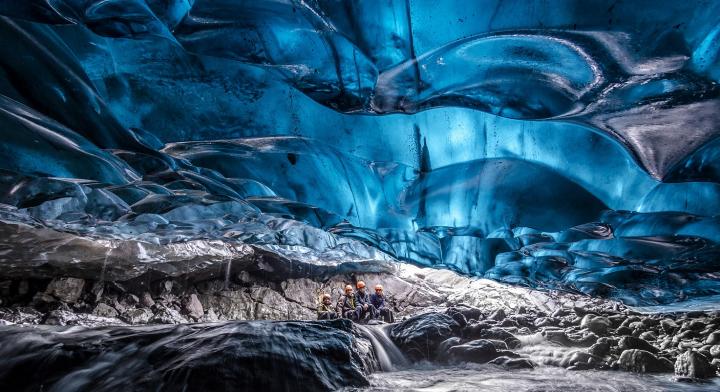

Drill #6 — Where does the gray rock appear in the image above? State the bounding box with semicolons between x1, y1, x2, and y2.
543;330;596;347
560;351;602;369
45;277;85;303
619;336;658;354
122;308;153;324
675;351;716;379
391;312;460;361
447;339;499;364
152;305;188;324
660;318;679;334
203;308;220;322
183;294;204;320
639;331;657;341
140;292;155;308
477;327;521;349
588;341;611;357
581;314;611;335
488;309;506;321
44;309;125;327
618;349;674;373
710;345;720;359
0;306;43;325
706;332;720;345
436;337;463;362
123;293;140;306
92;303;119;318
535;317;559;327
489;356;537;369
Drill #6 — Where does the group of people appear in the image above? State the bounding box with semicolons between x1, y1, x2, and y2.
317;281;394;323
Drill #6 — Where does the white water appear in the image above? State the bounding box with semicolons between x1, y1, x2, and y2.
361;365;720;391
354;330;720;392
357;324;409;372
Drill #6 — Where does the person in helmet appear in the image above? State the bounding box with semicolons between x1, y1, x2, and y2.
317;293;338;320
370;284;394;322
337;284;362;320
355;281;378;321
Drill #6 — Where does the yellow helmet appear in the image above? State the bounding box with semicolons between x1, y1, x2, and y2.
375;285;383;291
356;281;366;289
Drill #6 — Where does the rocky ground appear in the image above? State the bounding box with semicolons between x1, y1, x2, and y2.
1;260;718;386
389;304;720;381
0;261;613;327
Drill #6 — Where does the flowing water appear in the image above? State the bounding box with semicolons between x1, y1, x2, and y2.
354;329;720;392
360;365;720;391
357;324;409;371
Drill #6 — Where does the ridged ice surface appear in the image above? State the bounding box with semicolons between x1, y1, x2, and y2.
0;1;720;305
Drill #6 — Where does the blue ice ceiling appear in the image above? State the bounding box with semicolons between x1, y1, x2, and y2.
1;0;720;305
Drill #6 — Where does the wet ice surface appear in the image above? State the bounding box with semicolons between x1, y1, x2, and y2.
361;365;720;392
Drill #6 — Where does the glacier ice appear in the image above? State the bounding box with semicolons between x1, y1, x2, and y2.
0;1;719;305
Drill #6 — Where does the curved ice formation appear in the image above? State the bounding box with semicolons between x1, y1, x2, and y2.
0;1;719;305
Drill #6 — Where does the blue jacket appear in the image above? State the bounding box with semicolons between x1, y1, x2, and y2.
356;290;371;306
370;293;386;310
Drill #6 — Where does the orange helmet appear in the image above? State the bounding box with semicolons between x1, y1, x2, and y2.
344;284;353;293
375;285;383;291
356;281;366;289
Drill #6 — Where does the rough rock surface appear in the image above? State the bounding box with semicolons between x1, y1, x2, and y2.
675;350;717;379
617;349;674;373
390;312;460;360
0;319;374;392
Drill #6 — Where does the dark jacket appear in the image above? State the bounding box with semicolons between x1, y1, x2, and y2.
356;290;371;306
337;294;357;313
369;293;386;310
317;302;335;316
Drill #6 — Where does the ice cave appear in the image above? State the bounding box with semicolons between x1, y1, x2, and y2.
1;0;720;390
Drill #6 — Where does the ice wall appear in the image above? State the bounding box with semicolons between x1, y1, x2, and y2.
0;0;719;305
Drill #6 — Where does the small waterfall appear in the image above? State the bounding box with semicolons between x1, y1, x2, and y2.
224;258;233;289
99;246;113;283
357;324;408;372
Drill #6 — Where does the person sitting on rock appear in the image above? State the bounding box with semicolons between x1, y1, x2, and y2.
355;281;378;321
370;284;394;323
316;293;338;320
337;284;362;320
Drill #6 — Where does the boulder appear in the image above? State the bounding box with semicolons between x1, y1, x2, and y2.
710;345;720;359
588;341;611;357
141;292;155;308
488;309;506;322
92;303;119;318
675;351;716;379
122;308;153;324
446;339;499;364
489;356;537;369
435;337;463;362
618;336;658;354
706;332;720;346
45;277;85;303
560;351;602;370
151;305;188;324
183;294;204;320
617;349;673;373
477;327;521;349
660;318;679;334
580;314;611;335
391;312;460;360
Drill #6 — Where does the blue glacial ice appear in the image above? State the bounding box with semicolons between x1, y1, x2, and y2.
0;0;719;305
